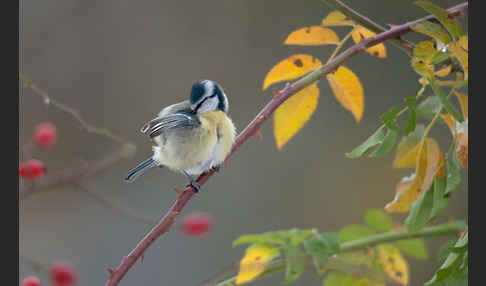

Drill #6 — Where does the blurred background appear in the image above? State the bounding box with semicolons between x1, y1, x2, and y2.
19;0;468;285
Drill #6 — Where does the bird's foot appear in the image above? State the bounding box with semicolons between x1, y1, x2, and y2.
213;164;222;173
186;180;201;193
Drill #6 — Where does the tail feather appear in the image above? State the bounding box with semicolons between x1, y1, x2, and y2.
124;158;157;182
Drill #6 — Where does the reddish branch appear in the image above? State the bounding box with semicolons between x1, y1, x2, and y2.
105;3;468;285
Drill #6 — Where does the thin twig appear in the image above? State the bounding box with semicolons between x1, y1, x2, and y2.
76;181;158;225
19;73;130;145
104;3;468;285
322;0;415;54
19;143;136;201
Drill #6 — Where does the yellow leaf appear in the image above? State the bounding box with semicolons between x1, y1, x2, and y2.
393;144;420;169
448;35;468;81
377;244;409;285
454;91;468;118
321;10;355;26
326;66;364;122
351;26;387;58
273;83;319;149
284;26;339;46
440;113;456;137
411;57;435;80
235;243;280;285
435;65;452;77
263;54;323;90
456;120;468;168
385;138;443;212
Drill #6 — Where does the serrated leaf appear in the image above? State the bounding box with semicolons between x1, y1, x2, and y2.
338;225;375;242
404;181;434;233
321;10;355;27
346;128;386;158
454;91;468;118
415;1;463;39
435;65;452;77
385;137;443;213
379;107;399;130
410;21;451;44
235;243;281;284
445;150;462;195
455;120;468;168
430;175;448;219
448;36;468;81
412;57;435;79
425;232;468;286
320;233;341;254
396;238;428;259
377;244;409;285
368;128;398;158
405;97;417;135
417;96;441;119
430;80;463;122
273;83;319;149
284;26;339;46
393;124;426;168
414;41;439;62
303;236;329;271
364;209;393;231
327;65;365;122
323;271;378;286
284;244;307;283
263;54;323;90
351;26;387;58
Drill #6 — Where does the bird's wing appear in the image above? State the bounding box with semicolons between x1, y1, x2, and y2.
140;112;201;138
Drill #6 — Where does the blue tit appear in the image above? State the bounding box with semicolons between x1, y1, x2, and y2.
124;79;236;192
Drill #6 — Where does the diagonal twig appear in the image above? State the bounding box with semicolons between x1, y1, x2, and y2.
104;3;468;285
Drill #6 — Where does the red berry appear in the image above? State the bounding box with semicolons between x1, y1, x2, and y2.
19;159;46;179
181;211;212;237
50;261;77;286
21;276;41;286
33;122;58;148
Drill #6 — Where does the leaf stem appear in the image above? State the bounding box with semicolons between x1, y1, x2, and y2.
327;28;355;63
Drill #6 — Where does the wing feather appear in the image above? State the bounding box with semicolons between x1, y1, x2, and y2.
140;113;200;138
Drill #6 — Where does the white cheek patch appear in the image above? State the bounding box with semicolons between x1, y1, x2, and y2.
203;80;214;98
197;97;219;114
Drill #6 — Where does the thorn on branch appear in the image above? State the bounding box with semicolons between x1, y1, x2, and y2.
107;268;115;280
174;188;184;199
253;129;263;139
272;89;281;98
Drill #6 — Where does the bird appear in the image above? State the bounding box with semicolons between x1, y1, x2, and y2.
124;79;236;192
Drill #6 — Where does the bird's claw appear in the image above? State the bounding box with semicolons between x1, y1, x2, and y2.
213;164;222;173
186;181;201;193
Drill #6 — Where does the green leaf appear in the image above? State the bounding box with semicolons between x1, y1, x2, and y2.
380;107;399;130
323;271;358;286
405;96;418;135
368;128;398;158
413;41;439;62
430;175;449;218
438;239;456;263
303;236;329;271
430;80;464;122
338;225;376;242
364;209;393;232
284;244;307;283
410;21;451;44
320;232;341;254
425;233;468;285
233;231;288;247
396;238;428;259
404;183;434;233
288;229;314;245
430;51;452;65
345;128;386;158
414;1;463;39
417;96;441;120
445;150;462;195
